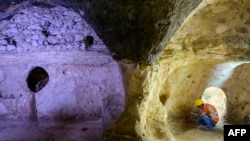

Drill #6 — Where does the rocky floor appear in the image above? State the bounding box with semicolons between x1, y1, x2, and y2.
174;123;224;141
0;120;103;141
0;120;224;141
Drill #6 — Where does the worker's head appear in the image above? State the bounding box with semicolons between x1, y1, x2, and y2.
194;99;203;107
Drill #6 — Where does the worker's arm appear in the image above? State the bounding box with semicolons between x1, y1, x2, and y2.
208;106;219;118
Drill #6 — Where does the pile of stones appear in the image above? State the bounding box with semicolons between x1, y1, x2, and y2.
0;2;109;54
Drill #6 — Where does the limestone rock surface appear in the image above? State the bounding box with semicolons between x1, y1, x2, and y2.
104;0;250;141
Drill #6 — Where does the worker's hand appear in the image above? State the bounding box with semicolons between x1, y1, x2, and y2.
206;113;211;118
199;112;206;117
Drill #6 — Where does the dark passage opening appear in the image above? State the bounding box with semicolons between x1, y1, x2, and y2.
26;66;49;92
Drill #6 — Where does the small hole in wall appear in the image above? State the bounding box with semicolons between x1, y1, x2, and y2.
160;94;168;105
26;66;49;92
81;127;89;131
84;35;94;50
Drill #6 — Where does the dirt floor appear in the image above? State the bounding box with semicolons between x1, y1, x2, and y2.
0;120;103;141
0;120;225;141
173;123;224;141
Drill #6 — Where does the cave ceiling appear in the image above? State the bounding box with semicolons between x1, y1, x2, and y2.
0;0;202;63
71;0;202;63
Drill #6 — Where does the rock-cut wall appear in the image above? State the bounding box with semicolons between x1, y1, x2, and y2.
104;0;250;141
0;2;125;131
0;2;108;54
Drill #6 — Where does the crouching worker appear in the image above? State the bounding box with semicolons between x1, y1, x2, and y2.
193;99;219;130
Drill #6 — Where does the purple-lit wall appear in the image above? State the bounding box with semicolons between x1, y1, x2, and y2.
0;1;125;130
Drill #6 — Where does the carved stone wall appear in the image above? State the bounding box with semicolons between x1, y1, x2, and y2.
0;3;124;131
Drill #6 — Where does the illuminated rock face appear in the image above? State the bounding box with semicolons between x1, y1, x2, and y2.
0;2;108;54
1;0;250;141
0;4;124;131
104;0;250;141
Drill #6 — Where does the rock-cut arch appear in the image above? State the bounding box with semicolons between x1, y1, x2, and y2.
201;87;226;125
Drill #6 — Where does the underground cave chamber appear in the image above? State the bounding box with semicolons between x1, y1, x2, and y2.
1;0;250;141
0;1;125;140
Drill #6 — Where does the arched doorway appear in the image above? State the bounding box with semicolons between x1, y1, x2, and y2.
201;87;227;125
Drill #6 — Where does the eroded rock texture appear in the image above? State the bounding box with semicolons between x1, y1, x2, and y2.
104;0;250;141
51;0;201;62
0;3;124;133
1;0;250;141
0;2;108;53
